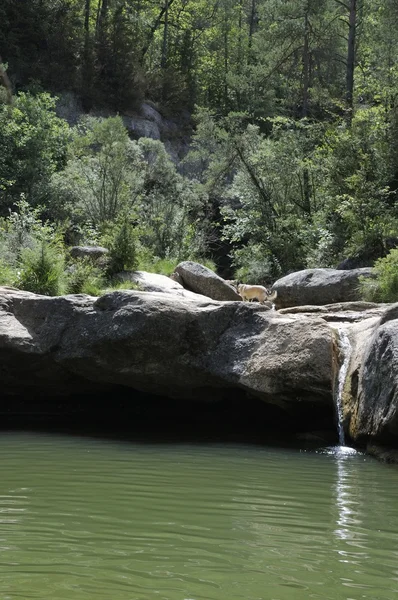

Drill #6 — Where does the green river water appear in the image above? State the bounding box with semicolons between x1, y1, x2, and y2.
0;432;398;600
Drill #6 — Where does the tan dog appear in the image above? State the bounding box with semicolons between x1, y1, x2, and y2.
237;283;270;304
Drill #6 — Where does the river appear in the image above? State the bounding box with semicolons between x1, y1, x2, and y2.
0;432;397;600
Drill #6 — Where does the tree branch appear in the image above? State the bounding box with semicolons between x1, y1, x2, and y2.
0;57;13;105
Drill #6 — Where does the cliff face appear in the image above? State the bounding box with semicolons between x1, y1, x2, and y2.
0;286;333;428
1;284;398;451
56;94;191;163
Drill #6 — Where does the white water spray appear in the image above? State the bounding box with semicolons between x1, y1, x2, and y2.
333;326;353;446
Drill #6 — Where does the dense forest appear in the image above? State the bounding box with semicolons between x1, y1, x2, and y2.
1;0;398;296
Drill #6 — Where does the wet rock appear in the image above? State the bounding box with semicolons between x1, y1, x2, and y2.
347;306;398;444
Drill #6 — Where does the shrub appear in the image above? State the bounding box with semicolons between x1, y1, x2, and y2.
18;241;65;296
0;92;70;212
0;259;18;287
50;116;143;225
105;219;138;277
232;244;275;285
66;258;104;296
0;199;51;264
359;249;398;303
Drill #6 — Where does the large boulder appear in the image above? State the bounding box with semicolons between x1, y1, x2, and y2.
116;270;210;300
0;287;334;427
345;304;398;445
272;268;375;309
69;246;109;261
174;261;241;301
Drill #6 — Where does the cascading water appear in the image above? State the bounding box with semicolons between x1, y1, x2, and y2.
333;326;353;447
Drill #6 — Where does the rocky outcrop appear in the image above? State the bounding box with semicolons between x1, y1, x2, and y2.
174;261;242;301
55;93;190;162
70;246;109;261
272;268;375;309
116;270;210;300
344;303;398;445
3;279;398;453
0;287;333;428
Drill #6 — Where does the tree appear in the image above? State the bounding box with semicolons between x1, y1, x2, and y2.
50;116;143;225
0;92;70;212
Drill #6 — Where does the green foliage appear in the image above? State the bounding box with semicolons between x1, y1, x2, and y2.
66;258;104;296
360;250;398;303
0;199;55;264
232;244;274;285
189;113;322;275
3;0;398;287
104;219;139;277
18;240;65;296
0;93;70;211
313;107;398;264
137;138;210;259
50;116;143;225
0;260;18;287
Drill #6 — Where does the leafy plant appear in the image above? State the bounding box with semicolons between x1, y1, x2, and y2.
0;259;18;287
66;257;104;296
0;92;70;212
18;240;65;296
104;218;138;277
50;116;143;225
359;249;398;303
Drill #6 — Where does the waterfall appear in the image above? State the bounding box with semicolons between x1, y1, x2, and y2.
333;326;352;446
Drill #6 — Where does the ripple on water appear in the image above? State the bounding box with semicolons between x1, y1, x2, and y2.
0;433;397;600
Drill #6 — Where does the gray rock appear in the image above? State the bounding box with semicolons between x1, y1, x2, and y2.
116;271;210;300
169;271;184;285
347;305;398;443
0;287;334;423
272;268;375;309
55;92;84;125
175;261;242;301
122;115;161;140
69;246;109;261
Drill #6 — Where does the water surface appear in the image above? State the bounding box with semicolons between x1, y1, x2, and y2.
0;432;398;600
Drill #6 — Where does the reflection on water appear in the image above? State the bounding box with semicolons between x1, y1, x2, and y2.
0;433;398;600
334;446;364;543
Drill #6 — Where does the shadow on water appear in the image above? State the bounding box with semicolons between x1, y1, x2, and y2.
1;387;340;451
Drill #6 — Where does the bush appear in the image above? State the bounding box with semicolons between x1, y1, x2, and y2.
66;258;104;296
0;199;51;265
49;116;143;225
105;219;138;277
18;240;65;296
0;92;70;212
360;249;398;303
0;259;18;287
232;244;275;285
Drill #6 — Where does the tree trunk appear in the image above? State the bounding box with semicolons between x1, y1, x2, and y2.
223;5;229;110
346;0;357;114
0;57;13;105
82;0;93;109
161;0;169;69
141;0;176;59
302;5;311;214
302;7;310;118
248;0;257;49
96;0;109;39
